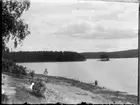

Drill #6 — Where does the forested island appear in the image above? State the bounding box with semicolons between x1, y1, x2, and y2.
2;51;86;62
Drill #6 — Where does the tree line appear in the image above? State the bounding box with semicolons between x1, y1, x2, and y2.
2;51;86;62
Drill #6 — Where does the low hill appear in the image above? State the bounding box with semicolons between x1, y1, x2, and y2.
80;49;138;59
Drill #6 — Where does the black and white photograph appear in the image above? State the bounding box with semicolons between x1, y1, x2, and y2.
2;0;140;104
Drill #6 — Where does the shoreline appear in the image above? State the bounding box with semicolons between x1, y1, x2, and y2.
2;73;138;104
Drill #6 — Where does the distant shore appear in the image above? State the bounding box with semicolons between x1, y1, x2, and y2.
2;51;86;62
80;49;138;59
2;49;138;63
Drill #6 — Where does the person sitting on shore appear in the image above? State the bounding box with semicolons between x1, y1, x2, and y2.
29;82;35;90
44;69;48;76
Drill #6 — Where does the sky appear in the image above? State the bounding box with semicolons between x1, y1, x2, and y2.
7;0;139;52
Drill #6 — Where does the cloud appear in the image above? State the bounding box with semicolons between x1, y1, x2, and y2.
53;20;137;39
15;1;138;52
54;20;94;35
22;2;138;31
24;2;137;40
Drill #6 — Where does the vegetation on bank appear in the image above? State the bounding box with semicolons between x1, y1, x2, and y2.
2;58;28;76
32;78;46;98
2;51;86;62
2;58;46;101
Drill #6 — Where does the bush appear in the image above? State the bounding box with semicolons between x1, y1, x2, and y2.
29;70;35;79
2;58;28;77
32;78;46;97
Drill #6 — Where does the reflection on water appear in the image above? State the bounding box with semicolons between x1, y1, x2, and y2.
17;58;138;95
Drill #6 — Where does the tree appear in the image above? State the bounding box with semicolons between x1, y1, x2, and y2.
2;0;30;51
29;70;35;79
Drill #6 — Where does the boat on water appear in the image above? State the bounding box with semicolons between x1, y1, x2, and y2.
100;58;110;61
99;52;110;61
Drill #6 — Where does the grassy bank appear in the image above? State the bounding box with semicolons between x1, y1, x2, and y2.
36;74;137;104
2;72;138;104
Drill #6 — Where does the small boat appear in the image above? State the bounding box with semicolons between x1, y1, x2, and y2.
100;58;109;61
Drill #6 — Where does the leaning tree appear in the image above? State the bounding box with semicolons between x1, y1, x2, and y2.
2;0;30;51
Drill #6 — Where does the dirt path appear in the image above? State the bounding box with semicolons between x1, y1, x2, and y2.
2;74;16;95
44;83;112;104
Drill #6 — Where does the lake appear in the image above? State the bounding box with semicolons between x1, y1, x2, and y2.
17;58;138;95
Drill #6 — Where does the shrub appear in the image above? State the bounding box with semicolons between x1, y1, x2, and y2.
32;78;46;97
2;58;28;77
29;70;35;79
